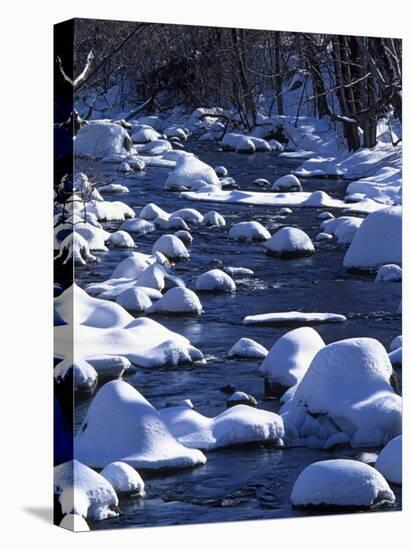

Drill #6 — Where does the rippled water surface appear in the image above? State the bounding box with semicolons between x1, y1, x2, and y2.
74;140;401;529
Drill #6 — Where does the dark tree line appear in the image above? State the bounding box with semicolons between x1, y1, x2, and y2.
72;19;402;150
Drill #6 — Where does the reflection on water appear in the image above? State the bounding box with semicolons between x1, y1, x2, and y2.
74;140;402;529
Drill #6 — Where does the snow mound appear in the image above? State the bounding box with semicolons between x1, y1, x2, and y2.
55;284;203;368
272;174;302;192
375;435;402;484
244;311;347;325
99;183;129;194
315;232;333;242
75;121;135;158
154;215;189;231
264;227;314;257
159;403;284;450
227;391;257;407
222;133;256;154
119;218;155;235
214;165;228;177
203;210;226;227
375;264;402;282
139;203;169;220
108;230;136;248
291;459;395;508
147;287;203;315
195;269;236;292
115;287;152;312
174;230;192;245
224;266;254;276
280;207;293;215
171;208;204;224
100;461;145;495
321;216;363;244
282;338;402;448
131;125;161;144
229;221;271;242
54;460;119;520
259;327;325;395
164;155;221;191
86;200;135;222
75;380;206;469
390;335;402;352
228;338;268;359
343;206;402;270
152;234;189;260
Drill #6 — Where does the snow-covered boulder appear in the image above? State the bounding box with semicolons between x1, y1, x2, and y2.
259;327;325;397
291;460;395;509
375;435;402;484
54;358;98;393
279;207;292;215
75;381;206;469
229;221;271;242
254;178;270;187
265;227;315;257
164;156;221;191
174;230;193;245
282;338;402;449
99;183;129;194
159;403;284;450
54;460;119;520
343;206;402;270
86;200;135;222
147;287;203;315
272;174;302;192
390;335;402;352
224;266;254;277
171;208;204;224
222;133;256;154
154;215;189;231
375;264;402;282
55;284;203;368
131;125;161;143
115;287;152;312
87;355;131;379
164;126;188;140
75;121;135;158
227;391;257;408
228;337;268;359
318;211;334;220
139;203;169;220
315;232;333;242
107;230;136;248
244;311;346;325
195;269;236;292
203;211;226;227
321;216;363;245
214;165;228;177
100;462;145;495
119;218;155;235
110;252;152;279
152;234;190;260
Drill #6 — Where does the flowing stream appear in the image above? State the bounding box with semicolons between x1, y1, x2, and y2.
73;140;401;529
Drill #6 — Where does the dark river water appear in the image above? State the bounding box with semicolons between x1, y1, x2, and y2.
73;140;401;530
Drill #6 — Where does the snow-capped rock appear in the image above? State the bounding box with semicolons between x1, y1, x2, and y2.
119;218;155;235
375;264;402;282
321;216;363;244
107;230;136;248
224;266;254;277
228;337;268;359
315;232;333;242
214;165;228;177
115;287;152;312
159;403;284;450
282;338;402;449
272;174;302;192
279;207;293;215
227;391;257;408
203;211;226;227
343;206;402;270
100;461;145;495
259;327;325;396
99;183;129;194
171;208;204;224
54;460;119;520
54;284;203;368
389;335;402;352
291;459;395;508
139;203;169;220
195;269;236;292
222;133;256;154
174;230;193;245
131;125;161;144
164;155;221;191
152;234;190;260
154;215;189;231
375;435;402;484
264;227;315;257
317;211;334;220
229;221;271;242
147;287;203;315
75;121;136;158
75;380;206;469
